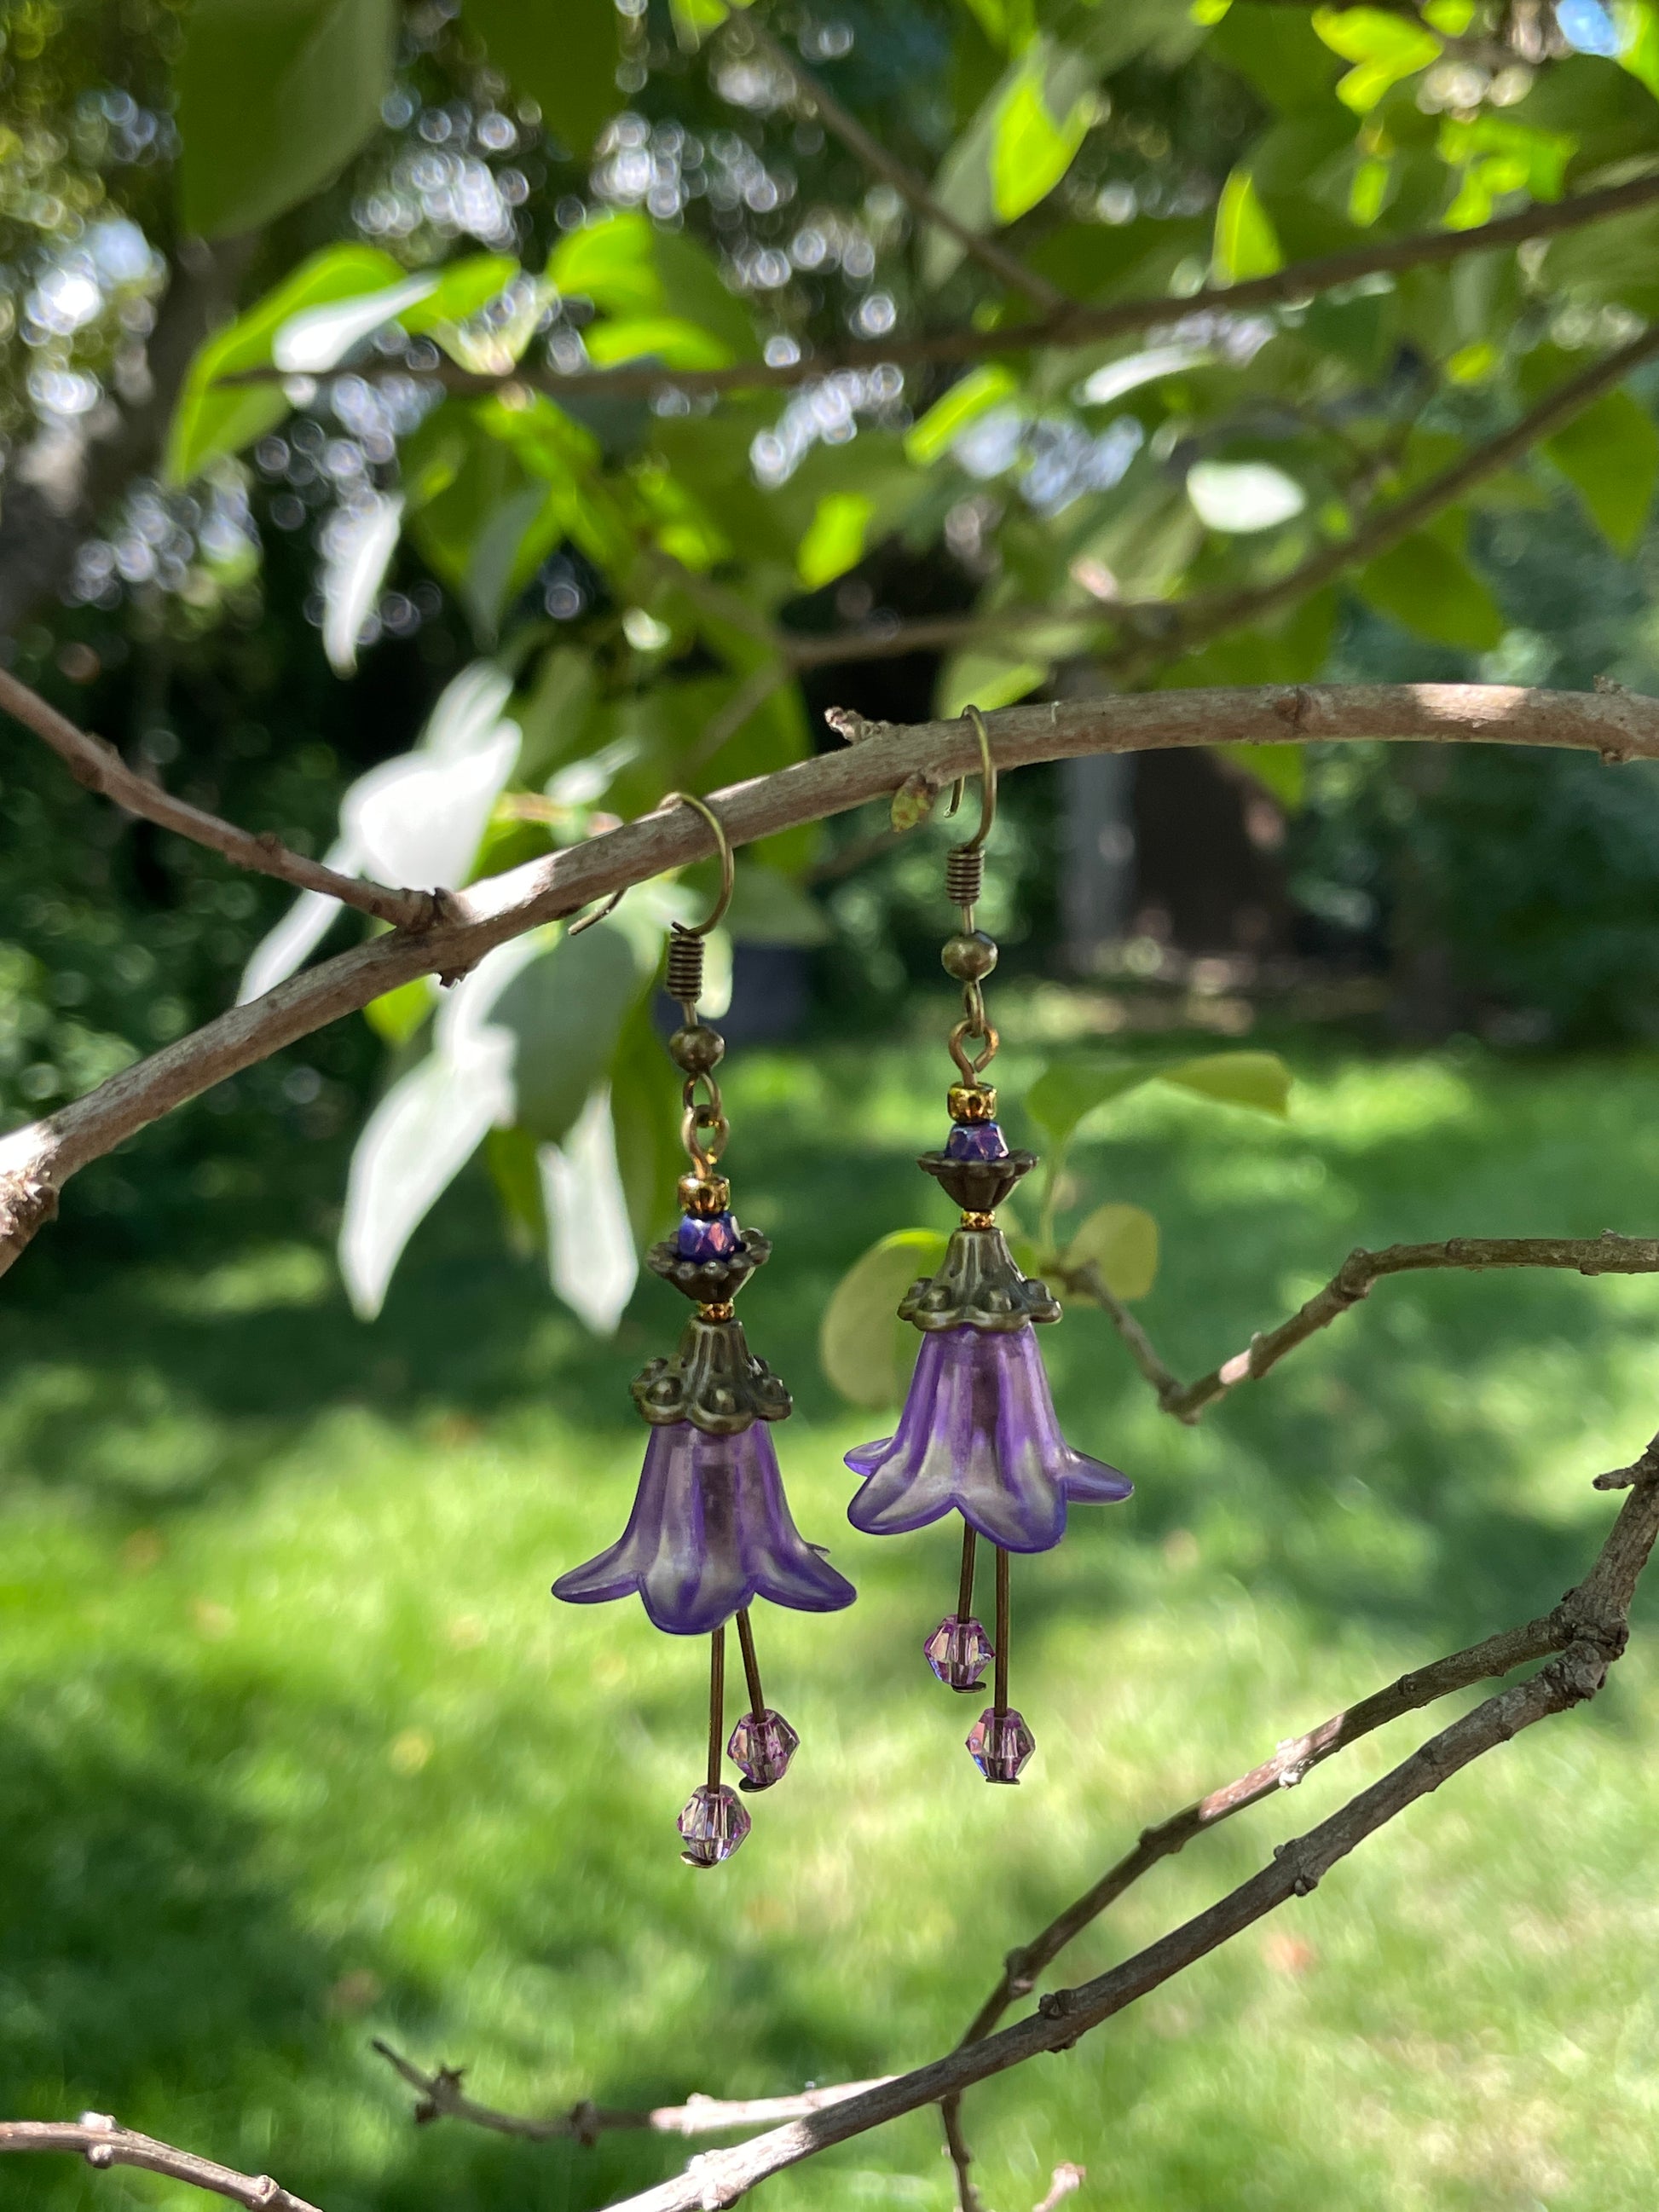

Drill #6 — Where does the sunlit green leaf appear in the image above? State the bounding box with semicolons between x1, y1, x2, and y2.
1311;4;1441;109
1212;167;1282;283
1025;1060;1157;1148
491;921;647;1146
1063;1202;1159;1299
819;1229;949;1408
165;244;404;485
1227;742;1306;811
1161;1051;1292;1116
798;492;877;588
990;41;1095;224
363;975;437;1048
905;365;1021;465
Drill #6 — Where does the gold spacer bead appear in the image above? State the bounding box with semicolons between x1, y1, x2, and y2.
959;1210;996;1231
698;1301;735;1322
948;1083;997;1124
678;1172;731;1217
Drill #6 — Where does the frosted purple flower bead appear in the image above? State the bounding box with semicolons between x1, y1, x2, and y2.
555;1420;856;1635
847;1323;1131;1554
727;1707;800;1790
678;1782;751;1865
924;1614;994;1691
968;1707;1035;1784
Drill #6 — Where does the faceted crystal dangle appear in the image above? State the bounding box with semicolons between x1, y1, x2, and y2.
677;1782;752;1865
727;1707;800;1791
967;1707;1035;1784
924;1613;994;1692
675;1208;743;1262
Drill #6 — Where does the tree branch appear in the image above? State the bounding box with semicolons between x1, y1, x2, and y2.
590;1458;1659;2212
739;17;1068;315
1099;321;1659;682
217;173;1659;405
5;680;1659;1277
1061;1232;1659;1424
0;2112;322;2212
0;667;436;931
372;2040;891;2144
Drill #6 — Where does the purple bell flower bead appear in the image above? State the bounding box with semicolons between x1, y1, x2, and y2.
678;1782;751;1866
727;1707;800;1790
967;1707;1035;1784
924;1614;994;1692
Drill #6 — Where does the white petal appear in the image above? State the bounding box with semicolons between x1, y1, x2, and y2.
342;725;519;887
1187;460;1306;534
539;1088;639;1336
322;493;403;676
235;837;361;1004
273;274;438;373
338;1036;514;1320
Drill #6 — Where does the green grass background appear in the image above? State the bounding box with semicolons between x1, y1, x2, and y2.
6;1029;1659;2212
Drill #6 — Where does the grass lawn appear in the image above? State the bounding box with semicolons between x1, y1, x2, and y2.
5;1022;1659;2211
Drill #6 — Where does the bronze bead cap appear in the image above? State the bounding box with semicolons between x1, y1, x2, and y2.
632;1308;793;1433
917;1147;1038;1215
900;1222;1062;1334
647;1223;770;1304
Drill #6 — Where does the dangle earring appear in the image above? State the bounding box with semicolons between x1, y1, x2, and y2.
844;711;1132;1783
554;794;855;1865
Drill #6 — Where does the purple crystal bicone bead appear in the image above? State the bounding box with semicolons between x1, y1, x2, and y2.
924;1614;994;1692
727;1707;800;1790
967;1707;1035;1784
847;1324;1131;1553
945;1119;1010;1163
678;1782;751;1866
676;1209;743;1261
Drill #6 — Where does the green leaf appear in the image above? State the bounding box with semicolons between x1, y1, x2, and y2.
551;212;757;363
584;315;737;369
485;1123;547;1257
460;0;619;156
1212;168;1283;283
491;921;646;1145
1353;525;1505;650
609;990;685;1250
1160;1051;1292;1117
798;492;877;588
1311;4;1440;110
363;974;436;1047
905;365;1021;466
165;243;404;484
936;650;1045;719
990;41;1095;224
1063;1202;1159;1299
1545;388;1659;555
462;483;564;642
1025;1059;1158;1149
819;1229;949;1409
923;37;1095;285
1616;0;1659;101
1227;742;1306;810
177;0;396;237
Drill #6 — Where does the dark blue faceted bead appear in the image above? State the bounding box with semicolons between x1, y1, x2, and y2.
676;1210;743;1262
945;1121;1010;1163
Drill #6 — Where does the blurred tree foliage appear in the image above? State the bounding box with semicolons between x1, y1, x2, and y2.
8;0;1659;1305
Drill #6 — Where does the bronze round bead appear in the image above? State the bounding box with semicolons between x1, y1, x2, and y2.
941;930;998;982
668;1022;726;1075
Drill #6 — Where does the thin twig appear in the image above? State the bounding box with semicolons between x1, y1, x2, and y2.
591;1458;1659;2212
0;667;433;932
0;2113;323;2212
1061;1233;1659;1424
5;681;1659;1279
1032;2164;1085;2212
740;16;1067;313
373;2039;892;2143
1098;321;1659;684
215;172;1659;404
941;2094;984;2212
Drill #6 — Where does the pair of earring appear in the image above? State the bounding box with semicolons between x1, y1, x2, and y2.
556;719;1132;1868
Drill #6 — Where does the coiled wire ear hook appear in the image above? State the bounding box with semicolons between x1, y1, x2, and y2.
943;702;998;850
567;788;735;946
